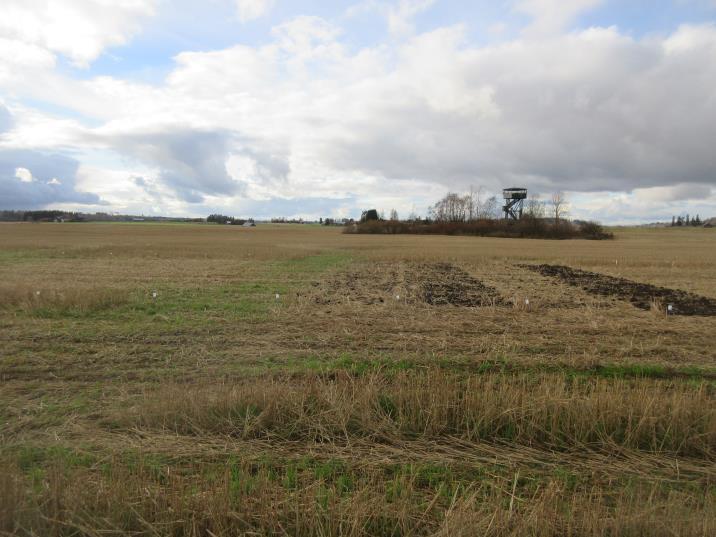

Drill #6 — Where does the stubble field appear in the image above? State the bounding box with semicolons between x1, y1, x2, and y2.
1;222;715;536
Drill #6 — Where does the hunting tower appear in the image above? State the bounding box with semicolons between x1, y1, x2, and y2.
502;188;527;220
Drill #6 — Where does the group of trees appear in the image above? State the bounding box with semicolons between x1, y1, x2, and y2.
322;217;355;226
271;217;304;224
207;214;249;225
671;215;703;227
350;188;611;239
380;188;570;224
428;188;500;222
0;210;85;222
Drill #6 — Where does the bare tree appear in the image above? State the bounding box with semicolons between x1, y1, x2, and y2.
525;195;545;219
429;188;502;222
550;192;569;222
389;208;399;221
407;204;418;222
468;185;485;221
480;195;500;220
431;192;470;222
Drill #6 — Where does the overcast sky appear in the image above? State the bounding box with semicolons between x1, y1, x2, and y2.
1;0;716;223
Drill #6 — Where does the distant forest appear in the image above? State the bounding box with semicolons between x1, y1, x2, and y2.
0;210;203;223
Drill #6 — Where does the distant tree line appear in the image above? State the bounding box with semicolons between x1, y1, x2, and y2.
0;210;204;223
323;217;354;226
0;210;85;222
271;217;305;224
671;214;703;227
207;214;250;225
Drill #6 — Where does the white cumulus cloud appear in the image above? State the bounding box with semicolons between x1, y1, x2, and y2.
15;167;33;182
2;8;716;221
514;0;604;36
0;0;158;67
236;0;275;22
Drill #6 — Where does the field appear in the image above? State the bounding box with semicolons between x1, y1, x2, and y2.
1;222;715;536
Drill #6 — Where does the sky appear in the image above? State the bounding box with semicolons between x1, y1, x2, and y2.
1;0;716;224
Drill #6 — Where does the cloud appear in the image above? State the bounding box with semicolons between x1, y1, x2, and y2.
211;195;358;219
0;149;102;208
634;183;713;203
311;24;716;195
95;127;290;204
570;187;716;224
0;37;57;91
2;9;716;221
348;0;436;36
0;104;13;133
0;0;158;67
387;0;437;36
106;129;242;203
14;166;33;182
271;16;343;60
236;0;275;22
514;0;604;36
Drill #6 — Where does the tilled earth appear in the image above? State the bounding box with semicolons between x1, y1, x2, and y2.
310;261;504;307
522;264;716;316
420;262;504;306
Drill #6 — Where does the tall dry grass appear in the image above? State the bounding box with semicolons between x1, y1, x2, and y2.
119;371;715;457
2;457;713;537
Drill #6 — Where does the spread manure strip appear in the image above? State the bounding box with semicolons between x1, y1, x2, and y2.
523;263;716;315
311;261;504;307
1;223;715;536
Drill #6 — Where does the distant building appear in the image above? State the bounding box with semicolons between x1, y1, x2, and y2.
361;209;379;222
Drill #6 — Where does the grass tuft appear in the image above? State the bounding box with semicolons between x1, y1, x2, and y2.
119;370;715;457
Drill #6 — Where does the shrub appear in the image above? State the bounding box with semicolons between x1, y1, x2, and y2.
579;221;614;240
344;219;613;240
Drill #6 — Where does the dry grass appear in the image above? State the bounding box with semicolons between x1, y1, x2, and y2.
122;371;715;457
0;285;129;315
1;223;715;535
2;457;714;537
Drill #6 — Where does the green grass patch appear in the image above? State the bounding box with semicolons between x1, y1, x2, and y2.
8;446;97;473
0;248;53;265
8;252;351;326
593;363;671;379
251;354;716;382
271;251;353;276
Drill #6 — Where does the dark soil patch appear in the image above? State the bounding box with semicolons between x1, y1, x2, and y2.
310;262;503;308
311;265;399;305
522;264;716;316
420;263;503;307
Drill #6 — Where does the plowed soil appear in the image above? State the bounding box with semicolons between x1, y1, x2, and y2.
522;264;716;316
312;262;504;307
420;262;503;306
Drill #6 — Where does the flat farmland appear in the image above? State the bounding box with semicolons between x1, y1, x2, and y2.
1;223;715;536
